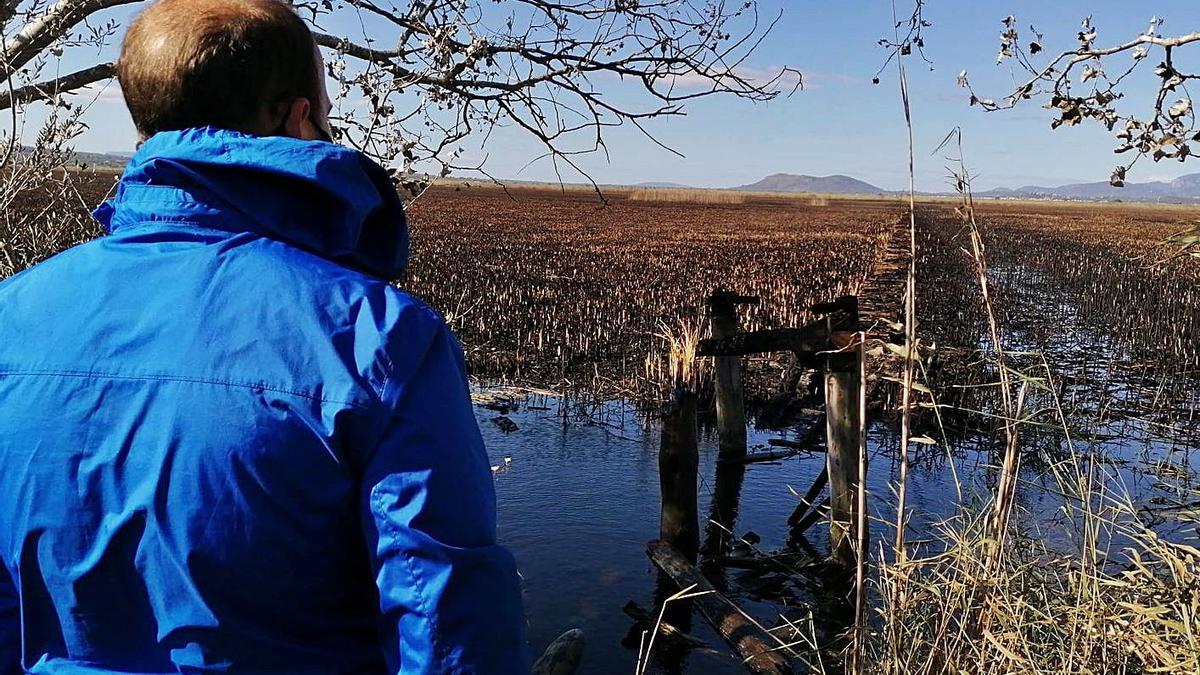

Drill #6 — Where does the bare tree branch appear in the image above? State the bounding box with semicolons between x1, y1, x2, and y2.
0;0;24;28
0;0;795;190
961;15;1200;185
2;0;139;79
0;60;111;110
310;0;796;186
312;31;403;64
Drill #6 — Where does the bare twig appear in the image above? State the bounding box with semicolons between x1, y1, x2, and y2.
961;14;1200;184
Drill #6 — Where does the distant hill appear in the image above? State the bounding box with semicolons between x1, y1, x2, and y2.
14;146;129;170
633;181;691;189
975;173;1200;204
734;173;887;195
70;150;130;169
729;170;1200;203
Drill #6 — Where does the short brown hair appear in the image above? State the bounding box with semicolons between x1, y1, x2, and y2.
117;0;321;137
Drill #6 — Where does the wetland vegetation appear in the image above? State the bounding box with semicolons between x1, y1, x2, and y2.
4;169;1198;674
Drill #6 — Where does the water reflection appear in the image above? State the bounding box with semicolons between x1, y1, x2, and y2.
700;462;746;568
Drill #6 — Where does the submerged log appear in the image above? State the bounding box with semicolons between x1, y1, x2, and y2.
491;415;519;433
647;540;794;674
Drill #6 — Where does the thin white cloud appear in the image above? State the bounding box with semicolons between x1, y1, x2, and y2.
663;66;861;92
74;80;124;104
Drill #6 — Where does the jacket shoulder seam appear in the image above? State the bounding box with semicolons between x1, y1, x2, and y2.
0;369;371;409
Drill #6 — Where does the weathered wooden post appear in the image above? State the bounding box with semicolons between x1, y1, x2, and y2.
708;289;758;460
659;375;699;562
822;296;865;569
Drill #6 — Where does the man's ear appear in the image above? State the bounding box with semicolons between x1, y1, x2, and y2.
281;98;313;139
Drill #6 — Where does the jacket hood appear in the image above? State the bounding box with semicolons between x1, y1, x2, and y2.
94;127;409;279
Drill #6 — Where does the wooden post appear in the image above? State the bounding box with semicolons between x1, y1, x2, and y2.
825;348;864;569
824;298;864;569
708;289;756;460
659;384;699;562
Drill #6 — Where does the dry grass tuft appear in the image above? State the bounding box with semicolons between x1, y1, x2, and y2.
874;489;1200;675
648;319;704;392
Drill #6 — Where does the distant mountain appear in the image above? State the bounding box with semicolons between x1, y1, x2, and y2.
728;170;1200;203
734;173;887;195
975;173;1200;203
633;181;691;189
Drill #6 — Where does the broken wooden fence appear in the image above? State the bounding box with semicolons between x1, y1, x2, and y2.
696;290;866;568
650;289;869;673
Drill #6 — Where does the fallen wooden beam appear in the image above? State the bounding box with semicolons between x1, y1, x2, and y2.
789;497;830;538
622;601;708;649
786;467;829;530
647;540;794;674
720;447;799;465
697;301;859;359
810;296;858;316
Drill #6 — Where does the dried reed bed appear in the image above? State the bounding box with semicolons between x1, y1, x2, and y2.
977;201;1200;368
913;201;1200;433
404;185;899;397
868;190;1200;674
1;175;900;401
627;187;746;205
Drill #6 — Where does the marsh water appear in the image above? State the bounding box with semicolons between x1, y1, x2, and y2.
477;232;1200;673
480;396;888;674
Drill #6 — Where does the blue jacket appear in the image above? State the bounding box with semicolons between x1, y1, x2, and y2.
0;128;527;674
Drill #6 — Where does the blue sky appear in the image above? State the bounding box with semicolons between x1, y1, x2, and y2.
42;0;1200;191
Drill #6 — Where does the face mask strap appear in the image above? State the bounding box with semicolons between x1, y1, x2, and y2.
313;117;333;143
273;101;333;143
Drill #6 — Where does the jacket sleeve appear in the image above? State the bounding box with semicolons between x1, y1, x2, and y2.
360;309;528;674
0;562;18;675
